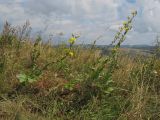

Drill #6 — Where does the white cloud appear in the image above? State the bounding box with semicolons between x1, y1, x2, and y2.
0;0;160;45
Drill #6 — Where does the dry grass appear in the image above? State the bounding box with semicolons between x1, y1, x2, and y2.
0;12;160;119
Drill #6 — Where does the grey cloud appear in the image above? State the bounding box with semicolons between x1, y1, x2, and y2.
0;0;160;45
25;0;71;16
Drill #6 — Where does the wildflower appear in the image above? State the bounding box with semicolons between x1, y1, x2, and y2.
68;51;74;57
124;27;129;31
131;10;137;16
68;37;76;44
119;27;123;31
123;21;127;26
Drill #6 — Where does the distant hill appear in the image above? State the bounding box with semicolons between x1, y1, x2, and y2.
53;44;156;56
73;44;155;50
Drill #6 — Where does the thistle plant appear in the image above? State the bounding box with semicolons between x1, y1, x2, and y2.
43;34;79;69
16;36;42;84
63;11;137;95
83;11;137;94
16;34;79;85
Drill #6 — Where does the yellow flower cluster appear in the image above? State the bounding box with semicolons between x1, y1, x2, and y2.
68;37;76;44
123;21;127;26
68;51;74;57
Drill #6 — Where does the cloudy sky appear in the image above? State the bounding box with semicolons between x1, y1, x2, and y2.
0;0;160;45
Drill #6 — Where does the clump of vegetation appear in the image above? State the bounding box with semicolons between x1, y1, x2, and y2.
0;11;160;120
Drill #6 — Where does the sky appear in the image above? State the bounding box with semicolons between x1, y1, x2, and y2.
0;0;160;45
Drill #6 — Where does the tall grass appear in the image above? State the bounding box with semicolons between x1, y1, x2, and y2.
0;11;160;120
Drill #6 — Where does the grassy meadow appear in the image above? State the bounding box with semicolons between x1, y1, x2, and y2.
0;11;160;120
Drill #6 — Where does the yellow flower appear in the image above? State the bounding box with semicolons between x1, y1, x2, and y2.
123;21;127;26
68;37;76;44
124;27;129;31
68;51;74;57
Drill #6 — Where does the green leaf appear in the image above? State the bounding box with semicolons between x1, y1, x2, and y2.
16;73;27;83
17;73;38;83
104;87;114;94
